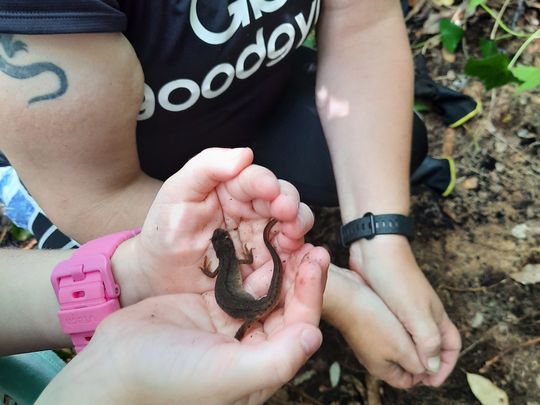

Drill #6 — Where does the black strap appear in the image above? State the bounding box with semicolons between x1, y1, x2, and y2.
339;212;414;247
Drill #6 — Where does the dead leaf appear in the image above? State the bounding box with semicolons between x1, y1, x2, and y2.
423;11;452;34
442;48;457;62
463;177;479;190
432;0;454;6
510;264;540;285
466;373;509;405
366;375;382;405
329;361;341;388
442;128;456;156
293;370;316;385
350;376;366;401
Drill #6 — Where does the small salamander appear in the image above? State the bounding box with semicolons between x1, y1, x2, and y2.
201;218;282;339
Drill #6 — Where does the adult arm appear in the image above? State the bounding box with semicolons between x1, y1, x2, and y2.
0;33;161;242
317;0;461;386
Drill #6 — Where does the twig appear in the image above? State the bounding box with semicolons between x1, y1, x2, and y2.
486;126;540;173
490;0;512;40
22;238;37;250
460;334;490;359
439;278;507;293
512;0;526;30
486;91;498;133
366;375;381;405
508;28;540;69
405;0;428;22
285;383;325;405
460;313;539;358
480;3;529;38
479;336;540;373
0;225;7;245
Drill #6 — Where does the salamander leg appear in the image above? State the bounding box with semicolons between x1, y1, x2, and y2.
237;244;253;265
200;256;218;278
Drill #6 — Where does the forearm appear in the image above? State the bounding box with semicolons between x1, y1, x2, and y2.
0;249;71;354
0;236;143;355
317;0;413;222
70;174;161;243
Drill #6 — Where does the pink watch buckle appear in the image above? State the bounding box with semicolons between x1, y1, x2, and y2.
51;254;120;301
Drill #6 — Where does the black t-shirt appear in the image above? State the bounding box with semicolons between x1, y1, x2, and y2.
0;0;320;179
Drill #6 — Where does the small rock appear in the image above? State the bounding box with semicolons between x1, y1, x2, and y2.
463;177;479;190
511;223;529;239
470;312;484;328
478;191;489;199
495;141;508;153
527;220;540;236
495;162;505;172
452;77;468;90
510;264;540;285
490;184;503;193
517;128;533;139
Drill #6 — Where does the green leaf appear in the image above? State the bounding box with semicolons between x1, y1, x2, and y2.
329;361;341;388
414;100;431;113
464;54;520;90
479;39;499;58
511;65;540;94
302;30;317;50
10;224;33;242
439;19;465;53
467;0;485;12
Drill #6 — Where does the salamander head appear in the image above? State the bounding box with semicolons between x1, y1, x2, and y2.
211;228;235;253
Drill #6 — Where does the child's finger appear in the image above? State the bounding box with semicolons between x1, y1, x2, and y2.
161;147;254;203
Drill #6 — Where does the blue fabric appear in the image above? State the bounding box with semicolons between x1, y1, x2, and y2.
0;166;40;230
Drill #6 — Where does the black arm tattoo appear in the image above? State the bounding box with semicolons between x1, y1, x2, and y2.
0;34;68;105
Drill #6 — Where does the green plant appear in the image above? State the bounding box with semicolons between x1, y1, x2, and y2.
464;0;540;93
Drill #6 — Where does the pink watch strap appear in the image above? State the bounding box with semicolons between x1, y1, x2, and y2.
51;229;141;352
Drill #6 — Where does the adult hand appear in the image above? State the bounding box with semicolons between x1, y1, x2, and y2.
350;236;461;387
113;147;313;306
323;264;425;388
38;246;329;405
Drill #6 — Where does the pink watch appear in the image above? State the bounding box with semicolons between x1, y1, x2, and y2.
51;229;141;353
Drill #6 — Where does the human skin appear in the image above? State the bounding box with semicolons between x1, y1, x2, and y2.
316;0;461;386
37;244;329;405
0;148;323;354
0;0;460;388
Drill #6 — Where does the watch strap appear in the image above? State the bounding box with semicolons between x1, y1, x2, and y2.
339;213;414;247
51;229;140;352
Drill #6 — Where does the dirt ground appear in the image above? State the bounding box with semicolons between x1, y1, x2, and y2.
268;4;540;403
1;2;538;404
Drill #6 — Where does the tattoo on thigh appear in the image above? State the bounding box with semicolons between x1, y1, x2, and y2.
0;34;68;105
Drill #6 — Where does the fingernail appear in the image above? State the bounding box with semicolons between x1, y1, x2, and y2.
301;328;322;356
427;356;441;373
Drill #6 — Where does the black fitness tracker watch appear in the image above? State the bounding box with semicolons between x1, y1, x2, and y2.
338;212;414;247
